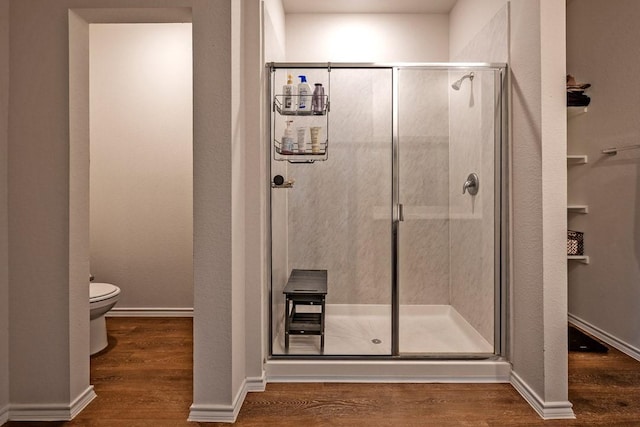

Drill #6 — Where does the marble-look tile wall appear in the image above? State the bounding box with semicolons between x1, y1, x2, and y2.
449;5;509;345
274;67;452;307
398;69;451;305
286;68;394;305
271;56;503;338
448;69;496;345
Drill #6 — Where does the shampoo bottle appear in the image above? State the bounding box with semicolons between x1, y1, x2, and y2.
312;83;325;114
283;74;296;111
297;75;312;112
281;120;295;154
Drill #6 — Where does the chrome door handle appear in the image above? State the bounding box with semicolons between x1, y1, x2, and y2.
462;173;479;195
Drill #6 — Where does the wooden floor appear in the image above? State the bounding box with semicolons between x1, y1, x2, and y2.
6;317;640;426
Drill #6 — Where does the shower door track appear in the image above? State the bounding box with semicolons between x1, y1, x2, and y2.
267;62;509;360
267;61;507;70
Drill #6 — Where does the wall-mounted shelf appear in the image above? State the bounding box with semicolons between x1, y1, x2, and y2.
567;154;588;164
271;74;330;163
568;205;589;214
568;255;589;264
567;101;590;267
274;95;328;116
568;106;588;117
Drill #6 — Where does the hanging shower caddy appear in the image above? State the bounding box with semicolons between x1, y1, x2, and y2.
269;64;330;163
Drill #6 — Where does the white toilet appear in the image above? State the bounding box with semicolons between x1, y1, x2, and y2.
90;282;121;355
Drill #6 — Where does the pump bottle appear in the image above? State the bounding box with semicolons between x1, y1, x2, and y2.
297;75;312;112
281;120;295;154
283;75;296;111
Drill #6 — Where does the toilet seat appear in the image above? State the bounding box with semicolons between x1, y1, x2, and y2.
90;282;120;303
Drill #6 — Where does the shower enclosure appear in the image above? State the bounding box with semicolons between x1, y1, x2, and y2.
268;63;507;358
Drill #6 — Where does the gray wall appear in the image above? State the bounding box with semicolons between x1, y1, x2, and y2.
0;0;9;421
510;0;569;411
6;0;244;420
567;0;640;357
9;1;90;405
451;0;570;415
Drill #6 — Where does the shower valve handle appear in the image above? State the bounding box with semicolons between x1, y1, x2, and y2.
462;173;479;195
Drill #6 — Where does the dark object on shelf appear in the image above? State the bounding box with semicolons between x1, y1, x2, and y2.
566;74;591;107
283;269;327;351
569;326;608;353
567;91;591;107
568;230;584;256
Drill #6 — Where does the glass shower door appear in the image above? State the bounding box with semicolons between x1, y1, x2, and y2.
270;67;394;356
396;67;501;356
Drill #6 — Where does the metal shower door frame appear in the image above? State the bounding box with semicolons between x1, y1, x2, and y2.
267;62;509;360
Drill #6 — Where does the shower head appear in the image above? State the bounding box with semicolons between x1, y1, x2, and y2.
451;72;475;90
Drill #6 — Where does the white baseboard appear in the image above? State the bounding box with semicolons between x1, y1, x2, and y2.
510;371;575;420
0;404;8;425
9;385;96;421
188;379;248;423
569;313;640;362
246;372;266;392
107;307;193;317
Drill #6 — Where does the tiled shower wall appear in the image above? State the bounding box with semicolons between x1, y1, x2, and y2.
397;70;451;305
286;68;393;305
272;45;505;348
449;5;509;344
448;69;496;345
281;68;451;305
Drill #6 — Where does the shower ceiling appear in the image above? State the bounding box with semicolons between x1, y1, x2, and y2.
282;0;458;14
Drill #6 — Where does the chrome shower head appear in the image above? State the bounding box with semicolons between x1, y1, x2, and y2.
451;72;475;90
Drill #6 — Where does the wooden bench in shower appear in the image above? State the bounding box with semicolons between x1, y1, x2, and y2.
283;269;327;351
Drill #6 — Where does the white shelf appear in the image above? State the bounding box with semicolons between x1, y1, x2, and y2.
567;205;589;214
568;106;588;117
568;255;589;264
567;155;588;164
567;104;588;267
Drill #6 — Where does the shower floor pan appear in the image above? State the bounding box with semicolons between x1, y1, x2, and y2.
273;304;493;356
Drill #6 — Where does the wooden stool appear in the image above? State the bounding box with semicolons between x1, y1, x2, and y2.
283;269;327;350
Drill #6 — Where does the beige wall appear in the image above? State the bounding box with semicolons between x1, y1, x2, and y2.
0;0;9;421
286;13;449;62
264;0;285;59
448;0;507;59
89;23;193;310
567;0;640;357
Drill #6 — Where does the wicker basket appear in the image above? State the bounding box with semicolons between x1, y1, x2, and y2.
567;230;584;256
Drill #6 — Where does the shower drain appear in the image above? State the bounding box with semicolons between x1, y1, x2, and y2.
371;338;382;344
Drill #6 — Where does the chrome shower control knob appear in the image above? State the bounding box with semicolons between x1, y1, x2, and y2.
462;173;479;195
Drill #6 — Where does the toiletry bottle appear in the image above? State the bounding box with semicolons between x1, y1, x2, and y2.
283;74;296;111
309;126;322;154
297;75;312;112
281;120;295;154
312;83;325;114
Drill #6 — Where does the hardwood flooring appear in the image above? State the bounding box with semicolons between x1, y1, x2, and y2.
5;318;640;426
